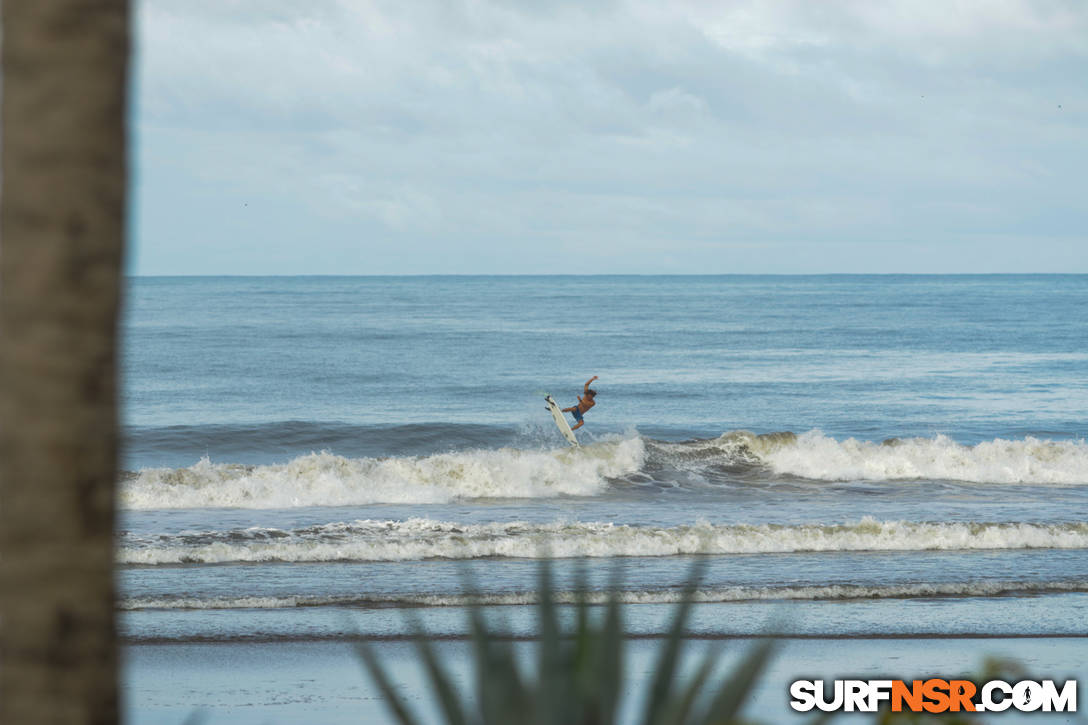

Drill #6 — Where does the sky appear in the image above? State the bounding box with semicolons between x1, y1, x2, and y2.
132;0;1088;275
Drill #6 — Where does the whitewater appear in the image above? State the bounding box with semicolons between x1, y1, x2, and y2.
120;431;1088;510
119;517;1088;565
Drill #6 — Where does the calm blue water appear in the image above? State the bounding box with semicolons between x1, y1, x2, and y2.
118;276;1088;643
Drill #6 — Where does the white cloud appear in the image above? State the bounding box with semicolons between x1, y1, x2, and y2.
132;0;1088;274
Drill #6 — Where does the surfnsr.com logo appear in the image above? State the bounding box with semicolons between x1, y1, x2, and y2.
790;679;1077;713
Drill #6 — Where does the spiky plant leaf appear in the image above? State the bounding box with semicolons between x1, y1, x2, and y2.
699;637;776;725
483;638;531;725
404;611;469;725
668;646;720;725
354;640;423;725
563;566;622;725
596;583;625;725
536;557;565;725
358;559;790;725
465;594;530;725
642;559;707;725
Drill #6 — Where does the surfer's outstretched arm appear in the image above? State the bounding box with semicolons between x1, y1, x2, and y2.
584;375;598;392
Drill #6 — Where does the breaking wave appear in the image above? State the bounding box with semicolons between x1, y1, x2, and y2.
653;430;1088;485
121;437;644;509
765;432;1088;484
119;431;1088;511
119;517;1088;565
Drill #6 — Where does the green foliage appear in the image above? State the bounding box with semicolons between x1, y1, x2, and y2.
356;559;775;725
870;657;1030;725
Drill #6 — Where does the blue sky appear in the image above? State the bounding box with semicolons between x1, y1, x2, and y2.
132;0;1087;275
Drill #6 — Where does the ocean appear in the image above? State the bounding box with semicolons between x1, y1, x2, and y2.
119;276;1088;721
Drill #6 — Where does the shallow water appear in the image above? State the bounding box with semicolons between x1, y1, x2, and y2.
124;637;1087;724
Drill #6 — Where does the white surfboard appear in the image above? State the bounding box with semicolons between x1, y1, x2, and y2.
544;395;579;447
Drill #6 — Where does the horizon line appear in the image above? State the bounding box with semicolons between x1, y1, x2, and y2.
125;272;1088;278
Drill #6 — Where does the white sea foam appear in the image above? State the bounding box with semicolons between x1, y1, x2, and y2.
119;579;1088;610
736;431;1088;484
121;437;644;509
120;432;1088;510
118;517;1088;565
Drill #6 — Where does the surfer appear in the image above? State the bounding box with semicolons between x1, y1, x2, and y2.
562;375;598;430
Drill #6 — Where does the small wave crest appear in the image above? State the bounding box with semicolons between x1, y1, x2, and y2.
119;517;1088;565
121;437;645;509
120;579;1088;611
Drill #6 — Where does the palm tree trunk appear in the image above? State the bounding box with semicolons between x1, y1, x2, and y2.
0;1;129;723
